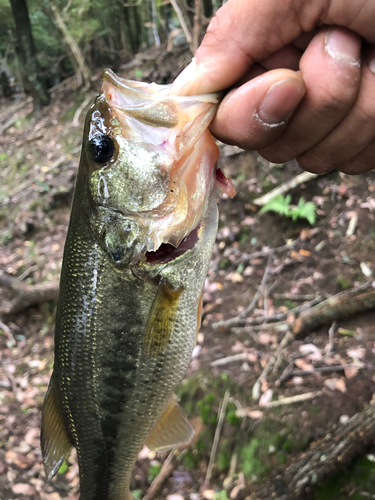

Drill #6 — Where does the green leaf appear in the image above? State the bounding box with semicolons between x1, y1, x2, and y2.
259;194;291;216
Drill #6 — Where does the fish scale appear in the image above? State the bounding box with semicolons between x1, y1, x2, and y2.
41;70;234;499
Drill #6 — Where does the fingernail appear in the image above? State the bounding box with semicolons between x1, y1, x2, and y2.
170;59;197;94
257;78;305;125
325;28;360;66
369;50;375;74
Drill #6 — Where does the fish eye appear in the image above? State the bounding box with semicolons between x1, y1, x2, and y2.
88;134;115;164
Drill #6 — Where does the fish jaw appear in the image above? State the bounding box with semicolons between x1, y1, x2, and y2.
83;70;233;265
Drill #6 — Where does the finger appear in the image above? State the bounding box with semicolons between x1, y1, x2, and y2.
296;48;375;172
210;69;305;150
339;139;375;174
170;0;375;95
259;27;362;166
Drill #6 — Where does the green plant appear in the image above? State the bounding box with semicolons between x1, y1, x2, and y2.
260;195;316;224
214;491;230;500
148;463;161;482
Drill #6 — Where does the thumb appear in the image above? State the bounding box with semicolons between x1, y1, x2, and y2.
170;0;375;96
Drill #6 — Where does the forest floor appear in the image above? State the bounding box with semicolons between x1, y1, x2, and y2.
1;47;375;500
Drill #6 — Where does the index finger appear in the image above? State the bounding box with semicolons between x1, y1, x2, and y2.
170;0;375;95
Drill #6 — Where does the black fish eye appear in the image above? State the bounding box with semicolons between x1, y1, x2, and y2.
88;134;115;163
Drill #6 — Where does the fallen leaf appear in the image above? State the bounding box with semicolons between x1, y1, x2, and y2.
259;389;273;407
225;272;243;283
299;343;322;361
247;410;263;419
299;249;311;257
344;367;358;379
11;483;36;495
346;347;366;360
203;490;216;500
294;359;314;371
300;229;311;241
324;378;347;393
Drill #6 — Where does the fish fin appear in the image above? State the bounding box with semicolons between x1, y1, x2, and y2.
142;279;183;358
41;377;73;482
145;394;194;452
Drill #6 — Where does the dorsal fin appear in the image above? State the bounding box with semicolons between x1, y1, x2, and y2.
145;394;194;452
41;377;73;481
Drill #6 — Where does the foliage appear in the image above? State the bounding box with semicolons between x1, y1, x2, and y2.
260;194;317;224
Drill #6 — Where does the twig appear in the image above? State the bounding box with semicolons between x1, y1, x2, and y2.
72;93;95;126
211;353;255;367
253;171;318;207
272;330;294;374
169;0;192;43
213;255;273;330
325;321;337;357
263;391;321;408
205;390;230;486
252;329;294;399
143;450;176;500
0;320;16;346
240;241;297;264
228;296;325;330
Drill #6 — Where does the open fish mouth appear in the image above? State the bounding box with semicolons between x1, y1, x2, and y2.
145;224;200;265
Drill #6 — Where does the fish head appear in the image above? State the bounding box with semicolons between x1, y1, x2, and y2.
80;69;234;267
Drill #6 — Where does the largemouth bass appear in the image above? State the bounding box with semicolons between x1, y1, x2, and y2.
41;69;235;500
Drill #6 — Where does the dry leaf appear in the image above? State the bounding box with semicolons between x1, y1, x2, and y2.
203;490;216;500
346;347;366;360
225;272;243;283
344;367;358;379
247;410;263;419
324;378;347;393
299;248;311;257
294;359;314;371
259;389;273;407
300;229;311;241
11;483;36;495
299;343;322;361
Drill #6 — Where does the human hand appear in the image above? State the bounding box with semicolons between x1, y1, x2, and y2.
170;0;375;174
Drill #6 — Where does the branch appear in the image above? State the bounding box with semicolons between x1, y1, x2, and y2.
253;171;318;207
236;404;375;500
0;272;59;315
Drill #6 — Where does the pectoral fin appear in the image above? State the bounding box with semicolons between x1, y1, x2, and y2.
41;377;72;481
145;394;194;452
142;279;183;358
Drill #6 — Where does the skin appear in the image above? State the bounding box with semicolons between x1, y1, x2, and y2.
170;0;375;175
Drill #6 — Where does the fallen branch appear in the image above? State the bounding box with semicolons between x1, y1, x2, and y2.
252;329;293;400
142;451;176;500
205;390;230;486
236;404;375;500
0;272;59;315
72;93;95;126
253;171;318;207
278;363;366;385
210;353;255;367
293;282;375;336
263;391;321;408
213;255;272;330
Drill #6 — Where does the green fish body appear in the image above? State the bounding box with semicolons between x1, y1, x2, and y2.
41;70;234;500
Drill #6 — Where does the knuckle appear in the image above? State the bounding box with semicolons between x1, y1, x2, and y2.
297;150;333;173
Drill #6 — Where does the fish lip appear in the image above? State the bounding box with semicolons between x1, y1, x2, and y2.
144;223;201;266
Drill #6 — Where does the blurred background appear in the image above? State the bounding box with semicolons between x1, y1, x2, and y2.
1;1;375;499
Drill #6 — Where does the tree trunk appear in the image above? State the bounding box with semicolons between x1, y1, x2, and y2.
9;0;50;111
48;0;91;88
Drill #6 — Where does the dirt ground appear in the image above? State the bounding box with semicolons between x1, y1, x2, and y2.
1;58;375;500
